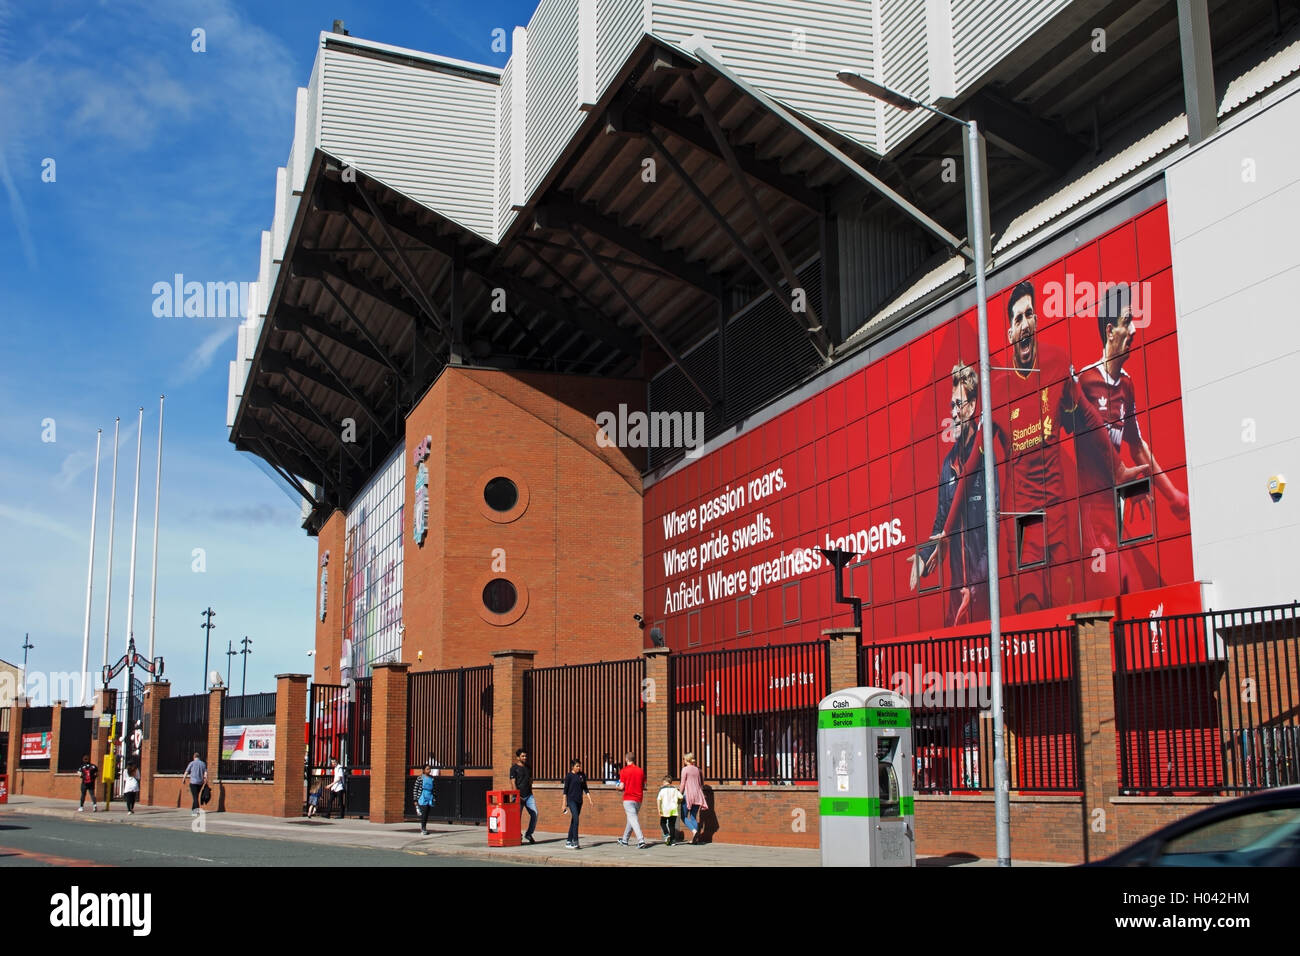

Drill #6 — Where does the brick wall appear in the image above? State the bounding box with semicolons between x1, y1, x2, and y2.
403;367;645;672
314;510;346;684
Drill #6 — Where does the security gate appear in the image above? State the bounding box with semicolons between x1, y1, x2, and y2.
307;678;372;817
406;666;493;824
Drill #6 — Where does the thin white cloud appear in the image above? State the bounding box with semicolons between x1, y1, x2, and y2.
0;503;80;543
0;146;36;268
55;450;92;489
174;323;237;384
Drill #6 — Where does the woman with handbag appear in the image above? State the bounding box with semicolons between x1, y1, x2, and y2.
679;752;709;845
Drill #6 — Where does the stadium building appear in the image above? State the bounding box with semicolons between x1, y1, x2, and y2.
223;0;1300;848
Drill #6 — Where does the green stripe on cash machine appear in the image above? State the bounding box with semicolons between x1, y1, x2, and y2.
818;707;911;729
819;796;916;817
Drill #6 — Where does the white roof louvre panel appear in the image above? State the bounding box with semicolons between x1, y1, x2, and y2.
879;0;931;153
291;87;310;192
596;0;645;100
525;0;583;198
499;58;517;235
272;167;288;260
952;0;1072;93
319;47;498;240
226;360;241;431
650;0;878;152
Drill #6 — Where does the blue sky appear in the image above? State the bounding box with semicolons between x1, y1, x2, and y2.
0;0;533;697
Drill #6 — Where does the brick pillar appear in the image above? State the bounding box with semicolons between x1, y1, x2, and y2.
1070;610;1119;862
491;649;536;791
141;681;170;805
370;661;411;823
824;627;862;691
207;686;225;785
643;647;670;780
272;674;309;817
49;703;65;781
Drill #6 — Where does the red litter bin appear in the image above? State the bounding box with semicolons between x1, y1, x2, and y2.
0;774;7;804
486;790;521;847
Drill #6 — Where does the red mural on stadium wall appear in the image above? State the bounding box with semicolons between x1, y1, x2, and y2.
644;202;1194;651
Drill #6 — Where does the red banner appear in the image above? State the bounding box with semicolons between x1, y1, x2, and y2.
21;732;51;760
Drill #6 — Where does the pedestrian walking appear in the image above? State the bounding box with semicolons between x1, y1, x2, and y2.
183;752;207;815
416;763;437;835
122;761;140;814
616;752;650;849
77;755;99;812
561;758;591;849
306;780;323;818
328;759;347;819
657;775;684;846
510;748;537;844
680;752;709;844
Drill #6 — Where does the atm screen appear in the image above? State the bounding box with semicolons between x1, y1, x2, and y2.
877;738;901;818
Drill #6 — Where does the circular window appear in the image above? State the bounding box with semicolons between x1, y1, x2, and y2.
483;477;519;513
482;578;518;615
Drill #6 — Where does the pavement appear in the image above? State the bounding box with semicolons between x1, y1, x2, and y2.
0;795;1063;866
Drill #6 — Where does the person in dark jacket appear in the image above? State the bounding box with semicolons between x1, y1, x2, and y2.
907;362;998;626
77;755;99;812
510;748;537;844
561;758;592;849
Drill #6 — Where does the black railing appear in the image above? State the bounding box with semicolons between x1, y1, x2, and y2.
220;692;277;780
524;658;645;782
407;667;493;771
406;666;493;822
58;707;94;771
860;627;1081;793
671;642;829;784
18;706;53;771
157;694;209;774
1115;602;1300;794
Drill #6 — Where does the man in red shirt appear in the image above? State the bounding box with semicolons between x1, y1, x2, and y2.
940;280;1147;612
1076;283;1189;588
617;752;650;849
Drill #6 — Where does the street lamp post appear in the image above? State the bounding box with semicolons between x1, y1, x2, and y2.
835;70;1011;867
200;607;215;692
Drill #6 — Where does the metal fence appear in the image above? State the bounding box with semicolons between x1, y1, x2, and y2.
406;666;493;822
157;694;209;774
0;707;8;772
220;692;276;780
524;658;645;782
307;679;372;817
58;706;95;771
1115;602;1300;794
18;706;53;771
860;627;1081;793
671;642;829;784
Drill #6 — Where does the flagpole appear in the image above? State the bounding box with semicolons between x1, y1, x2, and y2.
147;395;164;663
80;428;103;706
124;405;144;707
101;418;120;673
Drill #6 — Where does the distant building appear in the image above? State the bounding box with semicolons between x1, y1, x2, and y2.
0;657;20;708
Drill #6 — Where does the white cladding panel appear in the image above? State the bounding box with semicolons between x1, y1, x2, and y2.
951;0;1071;92
319;47;498;240
291;87;310;192
1167;86;1300;609
227;360;241;430
499;58;518;235
596;0;645;99
272;166;288;260
525;0;583;197
651;0;878;152
879;0;930;151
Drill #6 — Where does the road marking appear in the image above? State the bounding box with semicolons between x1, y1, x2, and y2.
0;845;110;866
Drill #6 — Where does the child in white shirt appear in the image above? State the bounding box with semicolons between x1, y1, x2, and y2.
656;776;684;846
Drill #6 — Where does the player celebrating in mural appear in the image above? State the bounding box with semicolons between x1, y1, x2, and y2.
935;280;1148;613
1075;283;1189;587
908;362;995;625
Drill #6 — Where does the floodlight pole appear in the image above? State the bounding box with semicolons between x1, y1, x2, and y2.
837;70;1011;866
